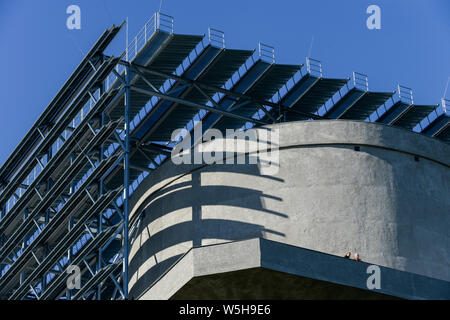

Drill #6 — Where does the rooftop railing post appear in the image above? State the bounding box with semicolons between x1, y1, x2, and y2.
258;42;275;63
123;65;131;300
208;28;225;48
398;85;414;105
126;17;129;62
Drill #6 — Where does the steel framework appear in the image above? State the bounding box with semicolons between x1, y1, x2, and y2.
0;12;448;300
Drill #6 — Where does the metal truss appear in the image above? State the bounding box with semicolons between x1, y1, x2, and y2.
122;61;323;124
0;14;298;300
0;28;131;298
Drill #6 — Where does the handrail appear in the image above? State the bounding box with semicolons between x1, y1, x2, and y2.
104;12;175;92
442;98;449;114
125;12;174;63
306;57;323;78
353;71;369;91
398;85;414;105
208;28;225;48
259;42;275;63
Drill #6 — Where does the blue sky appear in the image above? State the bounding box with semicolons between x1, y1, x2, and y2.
0;0;449;164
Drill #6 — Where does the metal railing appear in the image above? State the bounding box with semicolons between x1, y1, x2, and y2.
126;12;174;63
208;28;225;48
442;98;449;114
104;12;175;92
259;42;275;63
353;72;369;92
306;57;323;78
398;85;414;105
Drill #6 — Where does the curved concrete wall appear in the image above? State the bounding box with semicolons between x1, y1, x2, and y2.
128;120;450;298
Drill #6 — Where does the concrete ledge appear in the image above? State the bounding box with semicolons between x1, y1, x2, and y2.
138;238;450;300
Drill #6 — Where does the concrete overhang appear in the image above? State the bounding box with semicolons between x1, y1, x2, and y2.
137;238;450;300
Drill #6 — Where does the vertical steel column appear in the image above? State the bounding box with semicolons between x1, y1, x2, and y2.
67;150;76;300
0;200;6;277
42;154;52;294
97;74;106;300
123;65;131;300
20;209;29;285
66;216;74;300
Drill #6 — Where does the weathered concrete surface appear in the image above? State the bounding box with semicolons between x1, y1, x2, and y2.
139;238;450;300
171;268;396;300
129;120;450;299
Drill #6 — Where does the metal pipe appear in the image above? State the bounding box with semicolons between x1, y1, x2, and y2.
122;66;130;300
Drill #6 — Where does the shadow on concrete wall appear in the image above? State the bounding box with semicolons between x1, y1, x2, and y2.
128;157;286;298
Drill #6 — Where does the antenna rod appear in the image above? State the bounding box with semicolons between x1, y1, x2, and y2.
126;17;129;62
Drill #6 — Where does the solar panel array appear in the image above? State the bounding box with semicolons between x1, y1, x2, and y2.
0;12;448;300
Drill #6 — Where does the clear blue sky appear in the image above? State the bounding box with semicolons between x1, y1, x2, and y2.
0;0;449;164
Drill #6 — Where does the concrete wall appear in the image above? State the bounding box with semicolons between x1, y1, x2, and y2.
140;238;450;300
128;120;450;298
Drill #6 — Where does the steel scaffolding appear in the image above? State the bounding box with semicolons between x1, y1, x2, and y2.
0;12;448;300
